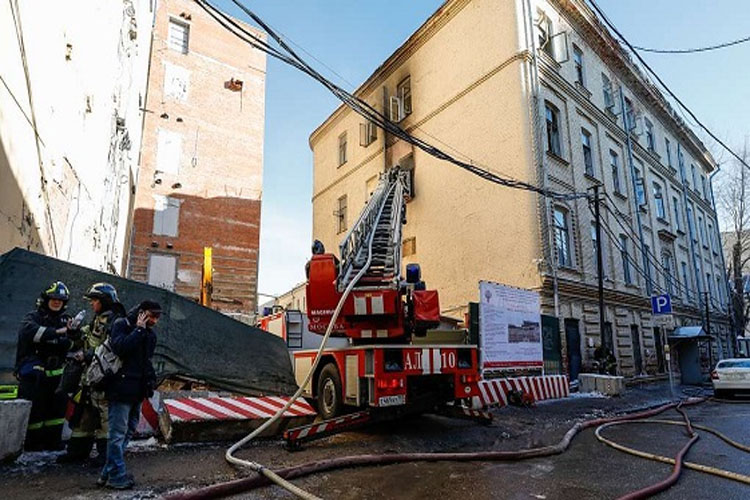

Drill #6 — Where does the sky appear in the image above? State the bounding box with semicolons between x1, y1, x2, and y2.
211;0;750;299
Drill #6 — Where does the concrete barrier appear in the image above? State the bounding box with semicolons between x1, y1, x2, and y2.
0;399;31;462
579;373;625;396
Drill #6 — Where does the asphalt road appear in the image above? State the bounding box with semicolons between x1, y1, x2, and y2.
2;384;749;499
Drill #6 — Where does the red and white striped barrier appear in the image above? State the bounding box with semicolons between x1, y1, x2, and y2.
162;395;315;422
160;394;317;443
136;392;162;437
475;375;569;408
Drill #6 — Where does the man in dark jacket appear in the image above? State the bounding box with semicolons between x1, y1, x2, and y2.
100;300;160;490
15;281;76;451
59;283;126;464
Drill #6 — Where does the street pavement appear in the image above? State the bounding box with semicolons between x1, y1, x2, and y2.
2;382;748;499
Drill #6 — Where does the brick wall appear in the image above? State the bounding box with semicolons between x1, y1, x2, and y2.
128;0;265;317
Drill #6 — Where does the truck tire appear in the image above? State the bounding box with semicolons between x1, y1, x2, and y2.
317;363;343;419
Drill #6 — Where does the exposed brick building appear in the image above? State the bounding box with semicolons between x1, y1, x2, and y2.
127;0;265;320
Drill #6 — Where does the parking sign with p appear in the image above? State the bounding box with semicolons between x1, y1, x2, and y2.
651;294;672;315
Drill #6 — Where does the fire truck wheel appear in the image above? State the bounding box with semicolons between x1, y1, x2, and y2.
317;363;343;419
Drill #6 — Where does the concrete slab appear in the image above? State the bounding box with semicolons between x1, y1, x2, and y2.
0;399;31;462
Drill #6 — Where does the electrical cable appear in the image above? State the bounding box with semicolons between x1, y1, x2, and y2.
632;34;750;54
196;0;589;202
223;180;399;499
587;0;750;174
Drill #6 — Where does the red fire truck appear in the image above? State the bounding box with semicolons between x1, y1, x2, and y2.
292;168;481;421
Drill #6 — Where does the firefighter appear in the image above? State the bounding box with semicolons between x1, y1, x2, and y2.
59;283;126;464
15;281;75;451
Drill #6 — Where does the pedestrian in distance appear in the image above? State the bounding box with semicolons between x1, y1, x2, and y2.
14;281;77;451
99;300;160;490
58;283;126;464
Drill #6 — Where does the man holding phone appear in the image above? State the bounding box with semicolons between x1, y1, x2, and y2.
100;300;161;490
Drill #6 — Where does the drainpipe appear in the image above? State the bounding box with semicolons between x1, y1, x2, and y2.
523;0;559;319
618;86;651;296
677;143;704;319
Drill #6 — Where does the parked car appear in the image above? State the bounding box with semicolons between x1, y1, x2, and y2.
711;358;750;398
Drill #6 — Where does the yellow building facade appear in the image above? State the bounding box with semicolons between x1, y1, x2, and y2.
309;0;731;377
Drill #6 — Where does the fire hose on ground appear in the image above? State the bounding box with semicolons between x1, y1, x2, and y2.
220;185;394;500
166;396;750;500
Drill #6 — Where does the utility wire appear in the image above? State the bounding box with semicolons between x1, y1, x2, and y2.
587;0;750;173
633;34;750;54
197;0;588;202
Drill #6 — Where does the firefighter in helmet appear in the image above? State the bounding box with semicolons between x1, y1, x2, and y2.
59;283;126;464
15;281;75;451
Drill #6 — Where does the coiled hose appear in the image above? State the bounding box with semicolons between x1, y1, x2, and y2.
166;399;708;499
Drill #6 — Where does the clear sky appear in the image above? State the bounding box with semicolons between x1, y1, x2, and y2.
211;0;750;299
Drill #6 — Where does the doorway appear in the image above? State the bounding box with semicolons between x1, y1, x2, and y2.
631;325;643;375
565;319;582;380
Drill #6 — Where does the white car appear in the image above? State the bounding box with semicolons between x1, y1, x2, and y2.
712;358;750;397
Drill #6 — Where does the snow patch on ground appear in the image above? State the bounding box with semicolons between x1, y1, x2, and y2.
566;391;610;399
14;450;64;468
126;437;164;452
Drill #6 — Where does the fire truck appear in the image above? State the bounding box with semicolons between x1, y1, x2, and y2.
292;168;481;424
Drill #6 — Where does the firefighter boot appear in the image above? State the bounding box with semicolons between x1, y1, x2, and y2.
57;436;94;463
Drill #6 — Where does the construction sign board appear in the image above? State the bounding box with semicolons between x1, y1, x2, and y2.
478;281;543;372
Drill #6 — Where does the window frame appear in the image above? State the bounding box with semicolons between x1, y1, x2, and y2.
644;118;655;152
620;234;632;284
397;76;412;117
336;195;348;234
672;196;682;231
665;138;672;167
167;17;190;55
610;150;621;193
545;103;562;157
652;181;666;219
553;207;572;268
581;128;594;176
337;132;348;167
602;74;614;110
573;44;585;86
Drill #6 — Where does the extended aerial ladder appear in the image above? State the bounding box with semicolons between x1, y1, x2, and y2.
284;167;485;449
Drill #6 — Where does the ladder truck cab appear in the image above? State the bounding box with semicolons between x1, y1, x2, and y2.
296;168;480;419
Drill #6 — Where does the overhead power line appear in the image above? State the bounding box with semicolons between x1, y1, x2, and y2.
633;34;750;54
587;0;750;174
196;0;588;202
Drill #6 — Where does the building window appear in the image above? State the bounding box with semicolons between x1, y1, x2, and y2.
699;216;708;247
336;195;347;234
672;196;682;231
662;253;674;295
635;165;646;207
403;237;416;257
687;204;697;243
148;254;177;291
610;150;622;193
701;175;708;199
707;273;713;297
624;97;635;131
553;207;572;267
163;63;190;102
573;45;585;86
397;76;412;117
716;276;724;304
537;12;554;58
645;118;655;152
707;222;714;253
338;132;347;166
665;138;672;167
644;244;653;292
602;74;614;110
681;261;691;301
359;121;377;147
653;182;666;219
620;234;632;284
691;164;697;190
168;18;190;54
545;103;561;156
581;128;594;176
153;195;180;237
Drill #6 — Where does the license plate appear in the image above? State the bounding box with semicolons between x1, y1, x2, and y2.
378;394;406;407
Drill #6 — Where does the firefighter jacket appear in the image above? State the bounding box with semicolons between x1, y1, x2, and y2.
75;303;126;388
15;307;73;377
